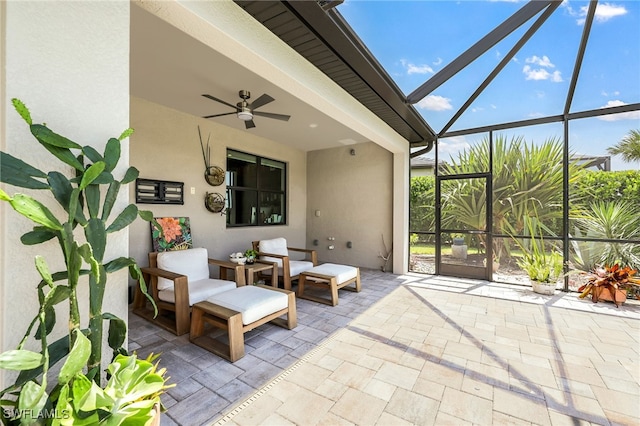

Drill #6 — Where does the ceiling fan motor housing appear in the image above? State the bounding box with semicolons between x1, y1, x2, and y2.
238;90;251;100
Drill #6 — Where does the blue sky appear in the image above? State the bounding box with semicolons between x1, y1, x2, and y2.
337;0;640;170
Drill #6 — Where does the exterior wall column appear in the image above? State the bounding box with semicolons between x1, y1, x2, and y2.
1;1;130;385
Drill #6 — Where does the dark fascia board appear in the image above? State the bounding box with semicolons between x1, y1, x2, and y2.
236;0;436;148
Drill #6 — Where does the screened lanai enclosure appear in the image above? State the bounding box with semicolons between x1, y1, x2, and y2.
335;0;640;289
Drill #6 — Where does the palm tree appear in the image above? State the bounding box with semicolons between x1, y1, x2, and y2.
607;129;640;163
440;135;585;261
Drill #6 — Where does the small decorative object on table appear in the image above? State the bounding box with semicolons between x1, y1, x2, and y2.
244;249;258;264
578;264;639;308
229;252;247;265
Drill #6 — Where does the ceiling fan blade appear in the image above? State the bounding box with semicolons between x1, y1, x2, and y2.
249;94;274;110
253;111;291;121
202;112;236;119
244;119;256;129
202;94;237;110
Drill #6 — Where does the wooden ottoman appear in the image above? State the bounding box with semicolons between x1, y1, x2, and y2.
189;285;296;362
297;263;361;306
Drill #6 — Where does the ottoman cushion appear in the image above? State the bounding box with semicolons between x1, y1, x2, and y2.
305;263;358;284
206;286;288;325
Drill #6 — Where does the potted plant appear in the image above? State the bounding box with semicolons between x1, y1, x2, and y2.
578;264;640;307
244;249;258;264
0;99;170;424
510;215;563;295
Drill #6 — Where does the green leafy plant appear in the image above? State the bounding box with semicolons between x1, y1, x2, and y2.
0;99;164;424
510;214;563;284
244;249;258;258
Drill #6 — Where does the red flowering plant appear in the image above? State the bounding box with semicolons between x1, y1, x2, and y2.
578;264;640;307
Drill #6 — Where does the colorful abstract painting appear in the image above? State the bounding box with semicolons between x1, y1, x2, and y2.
151;217;193;252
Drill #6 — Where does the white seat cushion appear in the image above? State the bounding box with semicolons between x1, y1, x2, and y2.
206;286;289;325
261;260;314;277
258;238;288;266
158;278;236;306
304;263;358;284
156;247;209;291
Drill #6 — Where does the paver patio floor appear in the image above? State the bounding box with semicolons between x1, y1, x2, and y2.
129;270;639;425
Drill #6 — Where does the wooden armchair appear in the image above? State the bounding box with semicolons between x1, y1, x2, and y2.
133;247;245;336
252;238;317;290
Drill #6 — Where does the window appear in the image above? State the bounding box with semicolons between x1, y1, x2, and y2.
226;149;286;227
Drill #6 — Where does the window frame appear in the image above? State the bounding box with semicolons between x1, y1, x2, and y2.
226;149;287;228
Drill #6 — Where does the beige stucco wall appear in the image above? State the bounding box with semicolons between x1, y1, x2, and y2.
129;97;308;271
1;1;130;385
306;143;394;270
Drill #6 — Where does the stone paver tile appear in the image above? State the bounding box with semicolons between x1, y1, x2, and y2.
168;387;227;426
267;380;305;403
216;379;255;405
330;388;387;425
330;361;375;390
520;341;562;360
509;360;558;389
591;384;640;419
549;363;606;388
237;360;283;389
366;340;407;363
376;412;413;425
373;360;419;390
520;352;553;369
315;354;343;372
594;361;640;384
363;378;396;401
385;387;439;425
440;386;493;424
465;360;510;389
285;362;332;392
315;378;349;401
602;408;640;426
600;375;640;395
434;411;473;425
166;377;203;402
260;412;296;425
461;375;494;400
428;326;463;342
542;387;608;424
276;386;334;426
354;353;385;371
493;387;552;425
419;360;464;389
230;394;283;426
555;377;596;399
443;340;483;363
590;341;638;360
547;410;593;425
412;376;446;401
317;412;355;426
492;411;534;425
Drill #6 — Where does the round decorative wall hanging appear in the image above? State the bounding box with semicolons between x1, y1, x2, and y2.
204;165;225;186
204;192;226;213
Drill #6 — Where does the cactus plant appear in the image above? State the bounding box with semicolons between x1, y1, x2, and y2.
0;99;161;423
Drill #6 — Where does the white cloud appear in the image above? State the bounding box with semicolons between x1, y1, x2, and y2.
400;59;434;75
433;57;443;66
417;95;453;111
597;100;640;121
438;137;470;158
525;55;554;68
522;55;563;82
568;1;627;25
523;65;563;82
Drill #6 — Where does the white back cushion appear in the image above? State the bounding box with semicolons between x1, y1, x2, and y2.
156;247;209;291
259;238;288;266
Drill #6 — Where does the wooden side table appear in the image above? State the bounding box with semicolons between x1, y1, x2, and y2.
244;260;278;287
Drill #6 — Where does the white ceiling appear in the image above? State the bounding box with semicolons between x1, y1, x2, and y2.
130;5;368;152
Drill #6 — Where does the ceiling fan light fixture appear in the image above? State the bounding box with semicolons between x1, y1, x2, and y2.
237;106;253;121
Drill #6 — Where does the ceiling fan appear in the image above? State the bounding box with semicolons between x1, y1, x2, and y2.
202;90;291;129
